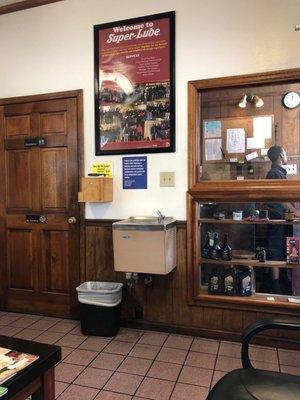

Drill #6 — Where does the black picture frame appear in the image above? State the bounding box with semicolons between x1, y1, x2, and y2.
94;11;175;155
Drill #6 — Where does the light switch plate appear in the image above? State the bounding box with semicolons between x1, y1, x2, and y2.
160;172;175;187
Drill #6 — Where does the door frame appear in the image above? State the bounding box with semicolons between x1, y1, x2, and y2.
0;89;85;317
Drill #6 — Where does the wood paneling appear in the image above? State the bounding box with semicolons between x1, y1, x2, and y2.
41;230;69;293
40;112;66;134
41;148;67;210
202;308;223;330
85;220;300;348
281;107;299;157
7;229;35;290
222;309;244;332
6;150;32;210
5;115;30;137
85;225;116;282
145;274;173;323
172;227;193;326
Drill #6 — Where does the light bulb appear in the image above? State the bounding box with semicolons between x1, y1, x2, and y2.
238;94;247;108
253;95;264;108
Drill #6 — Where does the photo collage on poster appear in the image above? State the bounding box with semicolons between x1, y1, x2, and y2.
99;82;170;148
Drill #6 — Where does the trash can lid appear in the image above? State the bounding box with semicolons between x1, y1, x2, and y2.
76;281;123;293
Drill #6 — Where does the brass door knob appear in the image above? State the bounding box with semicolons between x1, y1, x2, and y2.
68;217;77;224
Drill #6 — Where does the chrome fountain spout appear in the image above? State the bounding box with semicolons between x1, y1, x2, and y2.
156;210;165;222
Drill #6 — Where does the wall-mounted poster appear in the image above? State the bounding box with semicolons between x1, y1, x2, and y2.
94;12;175;155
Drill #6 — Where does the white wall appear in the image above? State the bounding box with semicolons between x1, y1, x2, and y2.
1;0;299;219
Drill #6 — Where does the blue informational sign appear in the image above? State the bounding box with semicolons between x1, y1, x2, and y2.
123;156;147;189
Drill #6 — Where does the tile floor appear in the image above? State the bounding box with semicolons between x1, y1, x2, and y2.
0;311;299;400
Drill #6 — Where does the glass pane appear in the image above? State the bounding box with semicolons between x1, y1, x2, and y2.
200;82;300;181
199;202;300;298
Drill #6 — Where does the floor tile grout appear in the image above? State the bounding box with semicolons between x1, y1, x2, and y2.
167;335;195;400
131;332;170;398
1;311;300;399
210;339;221;390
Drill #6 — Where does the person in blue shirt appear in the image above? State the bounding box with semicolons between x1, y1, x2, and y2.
265;146;300;293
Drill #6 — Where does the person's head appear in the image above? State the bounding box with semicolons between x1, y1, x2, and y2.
267;146;287;165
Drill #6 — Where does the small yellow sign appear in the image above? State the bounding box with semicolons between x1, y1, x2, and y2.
91;162;113;178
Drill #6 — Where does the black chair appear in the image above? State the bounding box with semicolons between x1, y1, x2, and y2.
207;319;300;400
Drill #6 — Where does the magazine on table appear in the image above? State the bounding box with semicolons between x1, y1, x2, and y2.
0;347;38;385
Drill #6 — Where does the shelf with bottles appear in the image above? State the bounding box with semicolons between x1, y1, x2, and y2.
199;218;300;225
197;202;300;305
202;263;253;296
199;202;300;224
199;258;300;269
196;291;300;309
200;230;300;268
200;260;300;301
200;217;300;270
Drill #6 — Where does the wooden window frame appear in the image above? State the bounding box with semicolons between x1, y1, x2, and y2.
187;68;300;314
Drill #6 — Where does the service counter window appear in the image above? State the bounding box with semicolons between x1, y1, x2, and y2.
187;68;300;312
199;83;300;182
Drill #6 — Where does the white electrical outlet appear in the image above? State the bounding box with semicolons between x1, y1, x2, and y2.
283;164;297;175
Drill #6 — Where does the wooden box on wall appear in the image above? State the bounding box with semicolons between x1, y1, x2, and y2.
78;177;113;202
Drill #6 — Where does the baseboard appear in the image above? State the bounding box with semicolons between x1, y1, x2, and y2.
121;319;300;350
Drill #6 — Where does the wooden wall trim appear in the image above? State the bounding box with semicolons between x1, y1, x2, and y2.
189;68;300;90
0;0;63;15
0;89;82;106
188;180;300;202
188;82;199;187
0;106;5;308
77;91;85;285
85;219;119;226
85;219;187;229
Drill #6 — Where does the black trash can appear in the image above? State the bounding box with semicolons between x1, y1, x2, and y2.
76;281;123;337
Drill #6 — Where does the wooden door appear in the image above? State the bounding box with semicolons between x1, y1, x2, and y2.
0;91;83;317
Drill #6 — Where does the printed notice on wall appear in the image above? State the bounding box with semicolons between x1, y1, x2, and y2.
226;128;245;153
123;156;147;189
203;120;222;138
205;138;222;161
253;116;272;139
91;161;113;177
247;136;265;150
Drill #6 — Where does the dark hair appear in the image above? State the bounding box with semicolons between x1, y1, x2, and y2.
267;146;283;163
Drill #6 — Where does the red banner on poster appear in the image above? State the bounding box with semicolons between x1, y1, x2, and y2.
99;18;170;84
